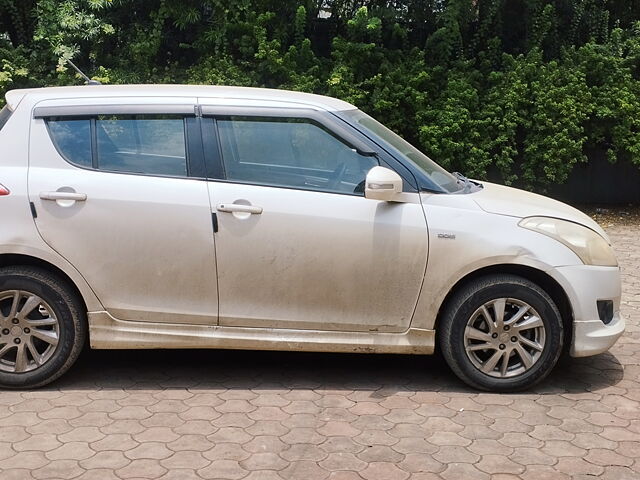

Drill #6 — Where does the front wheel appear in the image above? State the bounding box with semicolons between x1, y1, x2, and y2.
439;274;563;392
0;266;86;389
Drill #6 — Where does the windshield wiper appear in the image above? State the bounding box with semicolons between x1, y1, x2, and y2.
453;171;472;192
452;172;484;193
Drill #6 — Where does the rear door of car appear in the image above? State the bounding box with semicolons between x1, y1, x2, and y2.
28;98;219;325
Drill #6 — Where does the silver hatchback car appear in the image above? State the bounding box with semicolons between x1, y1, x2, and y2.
0;85;625;391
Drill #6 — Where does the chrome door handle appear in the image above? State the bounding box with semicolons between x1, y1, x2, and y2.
40;191;87;202
217;203;263;214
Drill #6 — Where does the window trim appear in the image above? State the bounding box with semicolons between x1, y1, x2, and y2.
34;104;195;118
42;112;206;180
89;118;98;169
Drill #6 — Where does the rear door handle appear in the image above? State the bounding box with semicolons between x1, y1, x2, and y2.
40;192;87;202
216;203;263;214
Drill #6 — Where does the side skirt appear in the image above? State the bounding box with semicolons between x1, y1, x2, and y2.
88;311;435;355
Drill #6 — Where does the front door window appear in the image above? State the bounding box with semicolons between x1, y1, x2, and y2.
217;117;378;194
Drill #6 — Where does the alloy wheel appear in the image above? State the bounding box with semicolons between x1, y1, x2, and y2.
0;290;60;373
463;297;546;378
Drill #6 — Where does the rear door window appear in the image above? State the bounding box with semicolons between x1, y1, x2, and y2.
96;115;187;176
46;115;189;177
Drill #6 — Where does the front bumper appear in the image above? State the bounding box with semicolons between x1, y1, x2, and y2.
550;265;625;357
571;314;625;357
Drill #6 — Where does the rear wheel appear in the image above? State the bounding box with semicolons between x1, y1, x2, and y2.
439;274;563;392
0;266;86;389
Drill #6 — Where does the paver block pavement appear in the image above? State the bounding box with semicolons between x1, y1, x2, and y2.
1;224;639;478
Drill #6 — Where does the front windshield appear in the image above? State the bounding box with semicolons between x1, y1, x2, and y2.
340;109;462;193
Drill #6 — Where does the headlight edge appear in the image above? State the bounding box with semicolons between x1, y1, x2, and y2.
518;216;618;267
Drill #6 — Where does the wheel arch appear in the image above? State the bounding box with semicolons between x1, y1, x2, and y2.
435;264;574;351
0;252;100;313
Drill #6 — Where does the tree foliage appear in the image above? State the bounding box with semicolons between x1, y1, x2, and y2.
2;0;640;191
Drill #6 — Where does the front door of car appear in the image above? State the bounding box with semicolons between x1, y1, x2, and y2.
28;102;219;325
203;110;428;332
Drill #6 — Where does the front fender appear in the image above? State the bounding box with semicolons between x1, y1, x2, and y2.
413;198;582;330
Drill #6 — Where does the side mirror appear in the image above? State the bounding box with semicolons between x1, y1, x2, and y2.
364;166;403;201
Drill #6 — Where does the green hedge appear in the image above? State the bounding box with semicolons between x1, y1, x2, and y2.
2;0;640;192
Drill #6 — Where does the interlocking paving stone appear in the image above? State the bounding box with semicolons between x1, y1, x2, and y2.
197;459;248;480
32;459;84;479
1;223;639;479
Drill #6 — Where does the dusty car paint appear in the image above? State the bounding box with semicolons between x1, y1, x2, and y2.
0;85;624;367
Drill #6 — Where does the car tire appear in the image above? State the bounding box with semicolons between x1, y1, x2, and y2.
439;274;563;392
0;266;86;389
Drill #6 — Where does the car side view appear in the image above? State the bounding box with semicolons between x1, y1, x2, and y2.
0;85;625;391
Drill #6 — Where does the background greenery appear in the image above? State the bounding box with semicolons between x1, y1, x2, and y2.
2;0;640;193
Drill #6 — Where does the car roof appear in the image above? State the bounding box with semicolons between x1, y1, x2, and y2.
5;85;356;112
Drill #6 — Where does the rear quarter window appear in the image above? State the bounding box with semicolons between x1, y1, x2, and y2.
0;105;13;132
47;118;93;167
